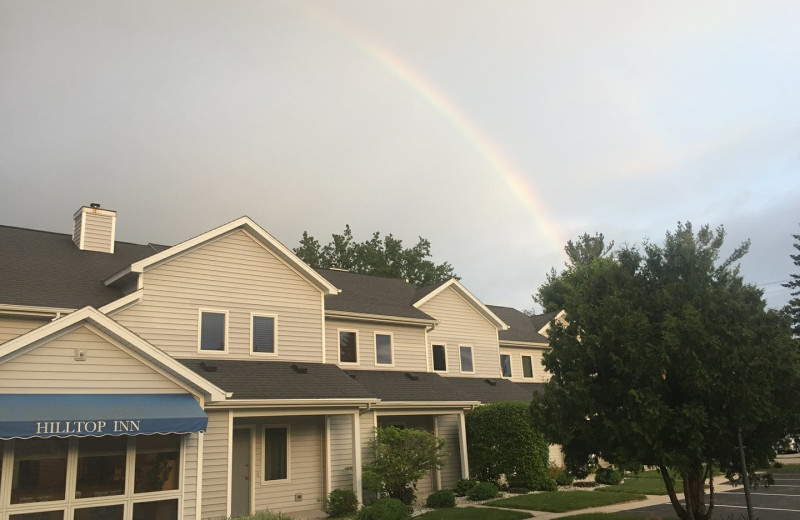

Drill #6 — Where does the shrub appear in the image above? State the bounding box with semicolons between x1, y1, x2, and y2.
537;477;558;491
466;402;550;490
453;478;478;496
362;426;447;505
323;488;358;518
595;467;623;485
507;487;529;494
774;461;784;469
357;498;410;520
466;481;499;501
425;489;456;508
547;463;575;487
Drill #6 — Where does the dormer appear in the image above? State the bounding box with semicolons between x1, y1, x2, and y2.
73;203;116;253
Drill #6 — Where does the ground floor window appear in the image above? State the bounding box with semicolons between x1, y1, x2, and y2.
263;426;289;482
0;435;183;520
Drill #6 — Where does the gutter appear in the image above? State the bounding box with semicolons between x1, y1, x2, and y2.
325;310;437;327
205;398;381;409
0;304;77;319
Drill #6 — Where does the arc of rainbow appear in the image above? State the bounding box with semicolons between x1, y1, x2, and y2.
295;5;569;258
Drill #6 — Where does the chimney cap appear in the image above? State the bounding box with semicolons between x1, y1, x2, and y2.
89;202;101;208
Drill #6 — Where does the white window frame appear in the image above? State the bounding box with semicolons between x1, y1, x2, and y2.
337;329;359;365
262;424;291;484
197;309;229;354
0;434;185;518
459;345;475;374
374;332;394;367
522;355;534;379
431;344;448;373
250;313;278;357
500;354;512;378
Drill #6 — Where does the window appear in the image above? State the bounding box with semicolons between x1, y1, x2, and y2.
500;354;512;378
251;314;277;355
264;426;289;481
522;355;534;379
199;310;227;352
459;346;474;373
432;345;447;372
339;330;357;363
4;436;181;520
375;333;392;365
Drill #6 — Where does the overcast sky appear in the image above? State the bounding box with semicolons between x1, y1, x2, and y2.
1;1;798;312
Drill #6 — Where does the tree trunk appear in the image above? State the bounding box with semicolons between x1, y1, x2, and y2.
660;463;713;520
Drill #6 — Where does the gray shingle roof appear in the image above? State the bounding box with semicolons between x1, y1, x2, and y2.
344;370;474;402
0;226;156;309
488;305;555;344
179;359;375;400
446;377;544;403
316;268;436;321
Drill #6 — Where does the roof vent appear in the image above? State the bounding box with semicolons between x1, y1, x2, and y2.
405;372;420;381
484;378;497;386
291;364;308;374
199;361;217;372
73;204;117;253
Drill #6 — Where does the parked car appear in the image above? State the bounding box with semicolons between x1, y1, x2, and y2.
776;435;800;454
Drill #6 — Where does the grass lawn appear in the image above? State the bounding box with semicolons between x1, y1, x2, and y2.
556;514;679;520
769;463;800;473
415;507;531;520
597;471;681;495
486;490;647;513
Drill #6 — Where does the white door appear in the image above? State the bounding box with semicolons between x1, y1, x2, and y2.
232;428;252;516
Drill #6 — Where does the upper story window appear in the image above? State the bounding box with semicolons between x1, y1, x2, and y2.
199;310;227;352
459;345;474;373
432;345;447;372
375;332;393;365
500;354;512;378
251;314;277;355
522;355;534;379
339;330;358;364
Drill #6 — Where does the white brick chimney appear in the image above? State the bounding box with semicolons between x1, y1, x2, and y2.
73;203;117;253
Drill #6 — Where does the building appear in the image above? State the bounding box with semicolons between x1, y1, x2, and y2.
0;205;556;520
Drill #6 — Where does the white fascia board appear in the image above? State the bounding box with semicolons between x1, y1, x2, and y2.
0;304;77;318
538;310;566;337
325;310;437;327
414;279;508;330
500;340;550;348
206;398;381;409
98;289;143;315
102;217;339;295
372;401;480;411
0;306;228;402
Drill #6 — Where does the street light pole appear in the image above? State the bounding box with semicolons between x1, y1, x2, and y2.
737;427;755;520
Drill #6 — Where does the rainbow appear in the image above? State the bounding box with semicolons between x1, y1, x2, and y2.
294;4;569;258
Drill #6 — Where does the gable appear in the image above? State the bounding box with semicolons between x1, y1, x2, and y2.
0;324;187;394
418;285;499;337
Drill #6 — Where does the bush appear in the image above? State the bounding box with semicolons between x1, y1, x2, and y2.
537;478;558;491
453;478;478;496
357;498;410;520
595;467;623;485
547;463;575;487
466;402;550;490
774;461;784;469
507;487;529;494
466;481;499;501
323;488;358;518
362;426;447;505
425;489;456;508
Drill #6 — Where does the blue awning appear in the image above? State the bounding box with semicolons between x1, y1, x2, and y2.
0;394;208;439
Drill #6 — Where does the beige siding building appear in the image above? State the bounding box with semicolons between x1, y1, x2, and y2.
0;206;554;519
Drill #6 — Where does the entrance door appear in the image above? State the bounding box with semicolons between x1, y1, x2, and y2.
232;428;252;516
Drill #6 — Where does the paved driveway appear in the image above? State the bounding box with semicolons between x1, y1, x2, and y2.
624;472;800;520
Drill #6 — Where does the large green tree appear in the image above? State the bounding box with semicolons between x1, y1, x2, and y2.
783;226;800;336
294;225;457;286
531;223;799;520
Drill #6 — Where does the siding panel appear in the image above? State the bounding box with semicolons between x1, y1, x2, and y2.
324;319;427;370
419;287;501;378
499;345;551;383
0;325;185;393
0;316;49;344
114;230;325;362
202;411;231;519
328;414;354;491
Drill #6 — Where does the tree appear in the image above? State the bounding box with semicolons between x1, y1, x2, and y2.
362;426;447;505
465;401;551;490
531;222;799;520
783;226;800;336
293;226;457;286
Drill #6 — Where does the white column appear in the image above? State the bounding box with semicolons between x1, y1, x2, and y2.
433;416;442;490
352;412;363;503
325;416;332;497
458;411;469;479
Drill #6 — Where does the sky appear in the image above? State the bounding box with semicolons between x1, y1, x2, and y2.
1;0;798;313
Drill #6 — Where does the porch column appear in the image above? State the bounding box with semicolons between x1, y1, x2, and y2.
433;416;442;490
458;411;469;479
352;411;363;503
324;416;332;497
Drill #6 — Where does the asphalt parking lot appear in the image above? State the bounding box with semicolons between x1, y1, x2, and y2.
624;463;800;520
